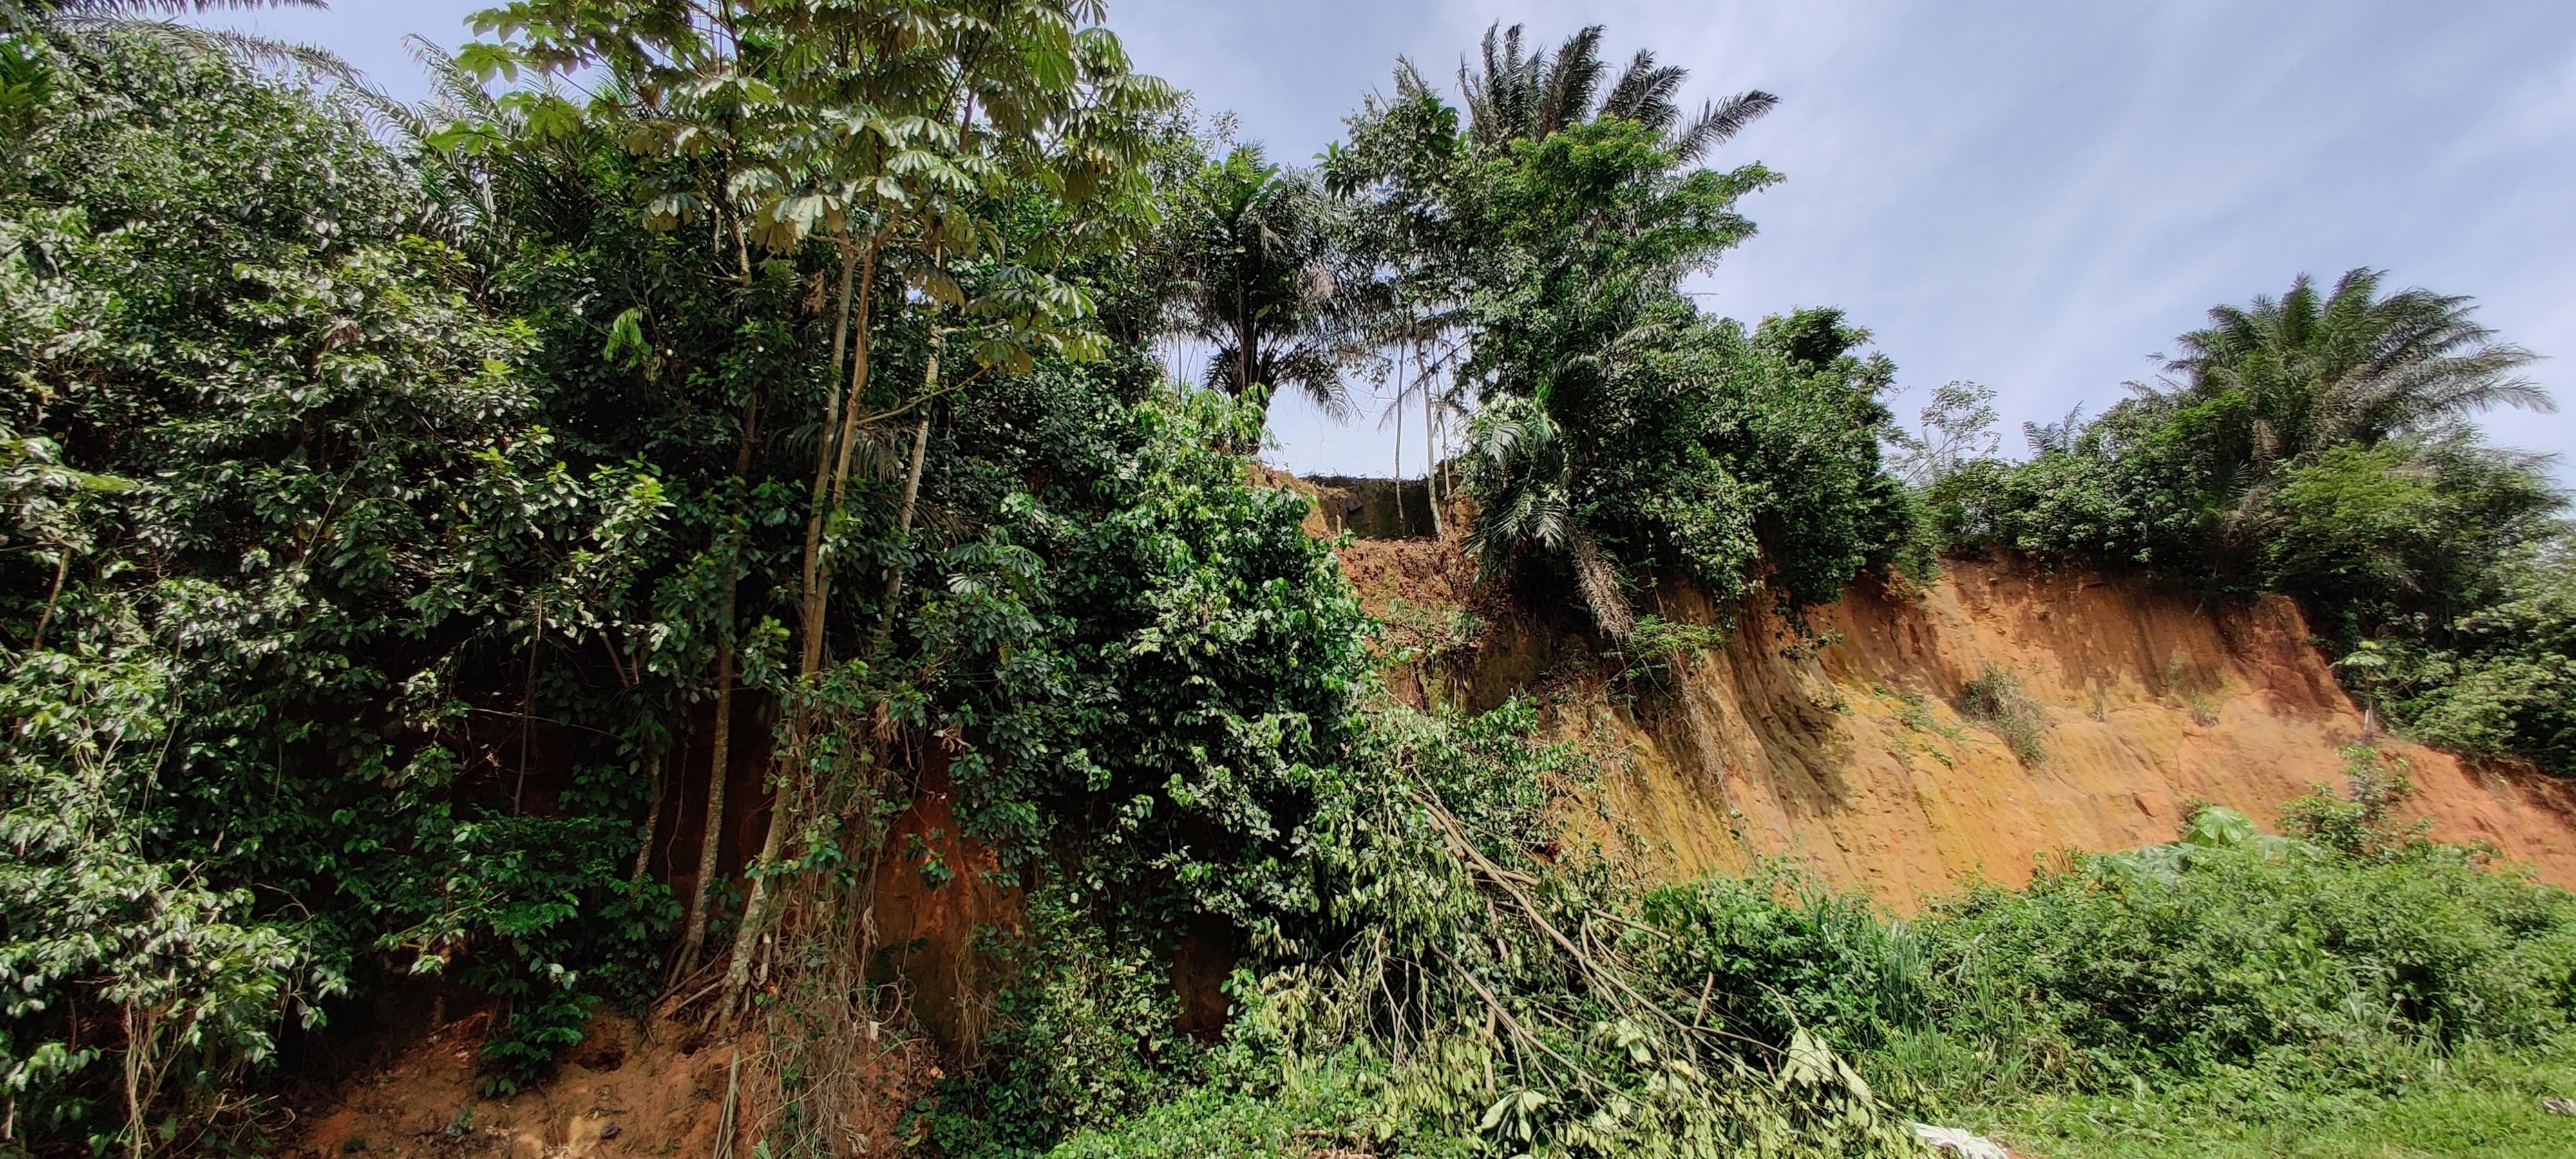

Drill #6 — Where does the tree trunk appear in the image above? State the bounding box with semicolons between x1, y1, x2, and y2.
716;748;790;1003
876;343;938;651
676;605;736;974
631;739;665;883
797;240;873;679
677;395;760;977
728;232;880;1006
1392;340;1405;522
1423;340;1443;540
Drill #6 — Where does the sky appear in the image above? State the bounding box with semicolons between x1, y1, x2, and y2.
200;1;2576;483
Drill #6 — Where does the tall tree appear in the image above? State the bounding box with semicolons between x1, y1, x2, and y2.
1331;61;1472;532
1332;25;1923;639
1164;143;1370;424
464;0;1171;1003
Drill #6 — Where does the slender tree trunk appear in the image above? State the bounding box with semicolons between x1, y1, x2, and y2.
677;589;739;974
1392;344;1406;523
1423;339;1443;540
717;751;790;1003
727;233;879;1005
28;551;66;651
631;738;665;883
1235;285;1251;399
122;1004;146;1159
677;397;761;976
797;240;871;678
675;592;737;974
876;341;939;651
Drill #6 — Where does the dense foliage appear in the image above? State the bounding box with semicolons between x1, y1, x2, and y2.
1038;755;2576;1158
1325;31;1924;637
1;30;677;1145
1643;768;2576;1112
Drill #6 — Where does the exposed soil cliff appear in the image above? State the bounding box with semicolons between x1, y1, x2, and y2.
1337;538;2576;905
288;1010;936;1158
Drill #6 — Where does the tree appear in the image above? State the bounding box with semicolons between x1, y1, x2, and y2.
1327;25;1891;638
464;0;1173;1005
1461;394;1634;635
1459;22;1777;166
2;0;355;84
2153;267;2549;482
1163;142;1371;424
2;29;663;1148
1888;380;2001;486
3;0;316;29
1921;269;2571;772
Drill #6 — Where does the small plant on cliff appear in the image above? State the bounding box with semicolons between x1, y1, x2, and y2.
1955;666;2047;765
1607;612;1732;699
2277;746;2439;862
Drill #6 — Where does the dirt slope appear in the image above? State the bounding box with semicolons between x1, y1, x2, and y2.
287;1009;938;1158
1340;541;2576;906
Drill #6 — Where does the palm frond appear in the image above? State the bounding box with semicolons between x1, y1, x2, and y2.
1535;24;1604;138
26;0;319;19
1669;89;1777;163
2164;266;2556;473
52;14;355;80
1569;529;1635;639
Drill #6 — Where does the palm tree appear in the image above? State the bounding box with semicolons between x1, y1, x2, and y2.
2154;268;2550;480
1461;393;1633;637
5;0;290;25
5;0;362;96
1165;144;1372;424
1459;23;1777;164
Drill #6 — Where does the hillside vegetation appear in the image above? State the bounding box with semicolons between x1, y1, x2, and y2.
3;5;2573;1158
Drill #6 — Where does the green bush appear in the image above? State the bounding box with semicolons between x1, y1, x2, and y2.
1616;776;2576;1114
1908;820;2576;1093
1634;866;1924;1048
930;885;1209;1156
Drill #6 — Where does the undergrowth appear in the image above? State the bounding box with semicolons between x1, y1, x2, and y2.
1955;666;2049;765
937;699;1913;1158
1000;749;2576;1157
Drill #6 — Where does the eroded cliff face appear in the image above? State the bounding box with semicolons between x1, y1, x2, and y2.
1338;541;2576;906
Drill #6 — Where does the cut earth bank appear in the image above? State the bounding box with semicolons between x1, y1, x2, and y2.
1341;534;2576;906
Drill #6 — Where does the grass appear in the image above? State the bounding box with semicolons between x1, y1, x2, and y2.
1882;683;1969;740
1956;665;2048;765
1956;1040;2576;1158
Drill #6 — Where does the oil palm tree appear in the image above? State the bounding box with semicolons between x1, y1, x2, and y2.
1166;143;1372;424
2155;268;2550;480
5;0;358;90
1462;393;1633;637
1459;22;1777;164
2133;269;2553;572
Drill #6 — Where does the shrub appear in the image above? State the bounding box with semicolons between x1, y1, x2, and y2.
930;885;1209;1156
1955;666;2047;765
1910;828;2576;1093
1634;867;1923;1048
